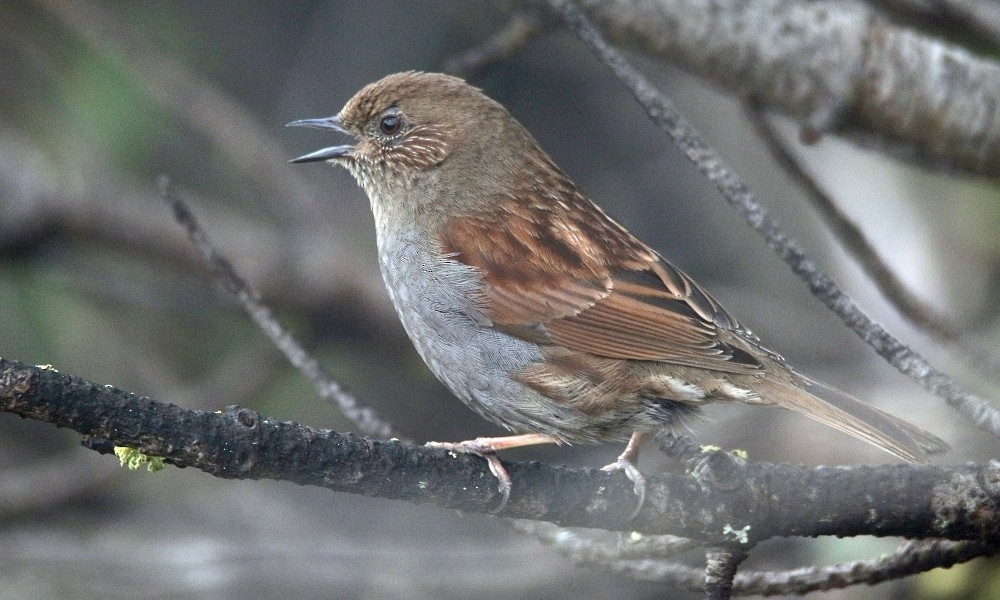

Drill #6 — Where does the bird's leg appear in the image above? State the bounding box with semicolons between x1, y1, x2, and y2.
426;433;559;513
601;431;647;520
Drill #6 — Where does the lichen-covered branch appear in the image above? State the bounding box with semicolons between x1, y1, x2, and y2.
2;357;999;545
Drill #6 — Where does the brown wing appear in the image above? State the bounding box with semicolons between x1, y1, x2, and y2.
546;262;762;374
439;185;763;375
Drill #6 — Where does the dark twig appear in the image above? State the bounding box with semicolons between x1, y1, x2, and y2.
514;0;1000;178
564;538;996;594
744;104;1000;383
443;13;542;78
705;547;748;600
546;0;1000;439
156;176;398;440
734;539;997;596
515;523;995;595
743;104;962;340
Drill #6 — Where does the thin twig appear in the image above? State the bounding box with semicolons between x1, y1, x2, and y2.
514;516;992;595
157;176;398;440
515;0;1000;178
512;520;699;561
443;13;542;78
546;0;1000;439
33;0;317;222
743;105;962;340
562;539;994;595
744;104;1000;384
734;539;996;596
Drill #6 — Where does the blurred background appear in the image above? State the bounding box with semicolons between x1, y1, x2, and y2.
1;1;998;598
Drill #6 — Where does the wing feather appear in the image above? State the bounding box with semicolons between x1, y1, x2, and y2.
439;190;762;375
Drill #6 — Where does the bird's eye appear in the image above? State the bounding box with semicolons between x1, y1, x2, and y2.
379;114;403;136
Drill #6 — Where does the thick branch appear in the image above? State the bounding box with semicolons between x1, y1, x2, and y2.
511;0;1000;177
2;358;999;545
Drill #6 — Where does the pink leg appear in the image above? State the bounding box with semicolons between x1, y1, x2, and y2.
426;433;559;512
601;431;647;520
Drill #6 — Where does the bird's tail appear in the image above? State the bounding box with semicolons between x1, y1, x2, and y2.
754;376;949;463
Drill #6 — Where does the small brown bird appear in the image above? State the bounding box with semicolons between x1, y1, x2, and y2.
289;71;947;514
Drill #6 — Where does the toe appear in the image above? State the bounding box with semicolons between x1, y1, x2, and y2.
483;454;512;513
602;458;647;520
426;440;511;512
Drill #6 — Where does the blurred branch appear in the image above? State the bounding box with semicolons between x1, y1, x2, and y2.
545;0;1000;440
932;0;1000;42
443;13;543;78
734;539;997;595
509;0;1000;178
511;520;699;560
873;0;1000;47
744;104;963;341
3;357;999;543
0;448;118;519
1;1;401;335
158;177;398;440
541;538;996;594
0;129;397;331
30;0;318;218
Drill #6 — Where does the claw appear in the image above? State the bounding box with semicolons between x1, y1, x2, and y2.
481;453;512;513
426;439;515;513
426;433;558;512
601;457;647;520
601;431;648;520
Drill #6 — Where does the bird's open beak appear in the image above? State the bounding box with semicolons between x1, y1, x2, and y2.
286;115;354;163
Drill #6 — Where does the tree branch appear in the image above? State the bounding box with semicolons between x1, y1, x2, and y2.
443;13;543;78
2;357;999;544
157;177;398;440
705;546;747;600
743;105;1000;384
743;104;963;341
544;0;1000;440
537;538;998;595
512;0;1000;178
734;539;998;595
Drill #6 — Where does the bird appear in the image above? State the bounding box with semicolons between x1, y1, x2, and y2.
287;71;948;515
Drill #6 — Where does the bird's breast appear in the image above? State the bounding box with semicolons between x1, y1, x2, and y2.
374;227;548;430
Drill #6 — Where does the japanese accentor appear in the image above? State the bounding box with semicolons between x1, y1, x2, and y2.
288;71;947;514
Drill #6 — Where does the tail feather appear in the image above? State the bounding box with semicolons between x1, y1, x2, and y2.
754;377;949;463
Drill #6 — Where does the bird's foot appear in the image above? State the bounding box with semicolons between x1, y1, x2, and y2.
601;456;647;520
601;431;648;520
426;438;512;513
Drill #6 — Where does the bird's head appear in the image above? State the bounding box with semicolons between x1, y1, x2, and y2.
289;71;540;218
